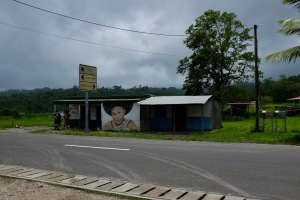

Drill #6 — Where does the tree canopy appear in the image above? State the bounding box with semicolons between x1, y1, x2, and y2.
177;10;256;98
0;86;184;115
265;0;300;63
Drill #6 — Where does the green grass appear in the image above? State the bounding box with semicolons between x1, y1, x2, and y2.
1;114;299;145
212;116;300;144
0;114;53;129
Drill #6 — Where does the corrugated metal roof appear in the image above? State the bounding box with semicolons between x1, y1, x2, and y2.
287;96;300;101
138;95;212;105
53;98;142;104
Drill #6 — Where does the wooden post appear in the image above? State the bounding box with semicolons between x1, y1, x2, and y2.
254;24;260;132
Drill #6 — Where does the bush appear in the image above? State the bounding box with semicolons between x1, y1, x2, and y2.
261;96;273;105
0;108;20;117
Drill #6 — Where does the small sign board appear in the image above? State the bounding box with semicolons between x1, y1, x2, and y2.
79;64;97;91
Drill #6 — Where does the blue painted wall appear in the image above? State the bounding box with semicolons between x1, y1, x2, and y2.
150;117;212;131
150;118;172;131
186;117;211;131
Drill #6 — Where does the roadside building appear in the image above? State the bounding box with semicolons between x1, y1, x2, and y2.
138;95;222;132
53;96;146;131
53;95;222;132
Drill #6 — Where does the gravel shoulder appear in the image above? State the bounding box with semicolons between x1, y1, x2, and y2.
1;127;131;200
4;126;52;134
0;176;129;200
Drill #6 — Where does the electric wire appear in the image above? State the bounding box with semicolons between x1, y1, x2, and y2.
0;21;184;57
11;0;186;37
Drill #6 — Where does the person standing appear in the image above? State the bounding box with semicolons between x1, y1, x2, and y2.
64;110;71;129
53;110;61;130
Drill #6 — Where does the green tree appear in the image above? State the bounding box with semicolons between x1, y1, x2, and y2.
177;10;256;97
265;0;300;63
260;78;276;99
260;75;300;102
221;85;250;103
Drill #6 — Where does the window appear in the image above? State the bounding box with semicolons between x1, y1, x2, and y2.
155;106;166;118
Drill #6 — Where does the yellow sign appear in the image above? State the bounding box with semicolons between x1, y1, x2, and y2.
79;64;97;91
79;64;97;75
79;82;97;91
80;74;96;83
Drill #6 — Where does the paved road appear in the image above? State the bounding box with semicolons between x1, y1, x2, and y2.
0;131;299;200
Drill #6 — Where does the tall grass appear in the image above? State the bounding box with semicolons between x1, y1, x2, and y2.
0;114;53;129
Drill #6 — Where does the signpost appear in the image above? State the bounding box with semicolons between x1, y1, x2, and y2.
79;64;97;91
79;64;97;133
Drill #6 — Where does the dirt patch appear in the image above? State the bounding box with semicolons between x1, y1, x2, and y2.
5;126;52;134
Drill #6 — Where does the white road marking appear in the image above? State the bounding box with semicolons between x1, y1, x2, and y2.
64;144;130;151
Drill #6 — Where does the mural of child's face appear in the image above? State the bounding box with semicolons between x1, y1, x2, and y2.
111;106;126;125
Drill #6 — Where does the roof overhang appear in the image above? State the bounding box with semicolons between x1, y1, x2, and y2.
53;98;142;104
138;95;212;105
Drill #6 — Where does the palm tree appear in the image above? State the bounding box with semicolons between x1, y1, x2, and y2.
265;0;300;63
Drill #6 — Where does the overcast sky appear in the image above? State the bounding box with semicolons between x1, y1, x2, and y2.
0;0;299;91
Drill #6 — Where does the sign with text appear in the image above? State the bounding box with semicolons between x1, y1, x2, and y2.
79;64;97;91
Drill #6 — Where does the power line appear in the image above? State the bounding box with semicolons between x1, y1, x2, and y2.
11;0;186;37
0;21;184;57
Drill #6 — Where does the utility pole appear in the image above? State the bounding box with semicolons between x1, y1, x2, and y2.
254;25;260;132
85;91;89;133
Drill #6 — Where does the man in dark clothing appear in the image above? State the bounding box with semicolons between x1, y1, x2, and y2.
53;111;62;130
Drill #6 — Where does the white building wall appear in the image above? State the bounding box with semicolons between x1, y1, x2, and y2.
166;106;172;118
69;104;80;119
90;106;96;120
186;105;202;117
203;100;212;117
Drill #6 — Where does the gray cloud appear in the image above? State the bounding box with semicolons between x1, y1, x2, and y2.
0;0;299;90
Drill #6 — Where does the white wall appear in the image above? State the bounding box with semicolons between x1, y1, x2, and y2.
203;100;212;117
186;105;202;117
186;103;211;117
90;106;96;120
69;104;80;119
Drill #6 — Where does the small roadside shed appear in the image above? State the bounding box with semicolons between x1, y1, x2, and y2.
228;103;250;116
138;95;222;132
286;96;300;116
287;96;300;107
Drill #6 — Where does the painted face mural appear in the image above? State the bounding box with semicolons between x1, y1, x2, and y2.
111;106;126;125
103;102;138;131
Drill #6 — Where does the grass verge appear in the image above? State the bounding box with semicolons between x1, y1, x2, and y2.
1;114;299;145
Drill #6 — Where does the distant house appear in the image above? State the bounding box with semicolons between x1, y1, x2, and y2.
53;95;222;132
287;96;300;107
286;96;300;116
228;103;250;116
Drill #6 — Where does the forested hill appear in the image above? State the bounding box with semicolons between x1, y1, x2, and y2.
0;86;184;115
1;74;300;116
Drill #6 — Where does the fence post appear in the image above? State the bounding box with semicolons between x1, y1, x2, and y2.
262;111;266;132
11;115;14;128
284;112;287;132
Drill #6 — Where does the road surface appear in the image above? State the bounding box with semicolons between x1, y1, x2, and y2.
0;130;299;200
